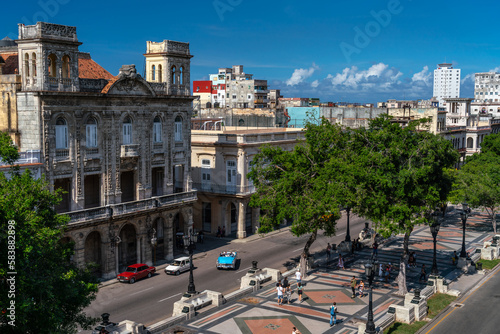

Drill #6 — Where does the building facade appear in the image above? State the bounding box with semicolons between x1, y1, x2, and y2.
474;72;500;103
1;22;197;279
433;63;461;107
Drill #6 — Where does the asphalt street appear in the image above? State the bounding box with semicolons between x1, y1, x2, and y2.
424;265;500;334
82;214;370;329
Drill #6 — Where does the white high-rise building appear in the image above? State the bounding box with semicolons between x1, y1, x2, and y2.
474;72;500;103
433;63;461;107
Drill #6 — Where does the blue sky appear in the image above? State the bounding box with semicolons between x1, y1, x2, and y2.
2;0;500;103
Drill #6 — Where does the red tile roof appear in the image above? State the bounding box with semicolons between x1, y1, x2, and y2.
78;53;113;80
100;76;120;94
0;53;18;74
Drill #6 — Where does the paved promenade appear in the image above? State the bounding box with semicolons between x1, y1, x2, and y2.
161;208;494;334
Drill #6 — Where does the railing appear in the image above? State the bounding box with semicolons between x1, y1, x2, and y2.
120;144;139;158
66;191;197;224
150;82;166;94
86;148;99;156
192;182;255;195
79;78;109;92
153;143;163;151
48;77;58;85
62;78;72;86
55;149;69;158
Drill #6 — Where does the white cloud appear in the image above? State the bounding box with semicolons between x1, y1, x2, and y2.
311;80;319;88
412;66;431;84
326;63;402;89
286;63;319;86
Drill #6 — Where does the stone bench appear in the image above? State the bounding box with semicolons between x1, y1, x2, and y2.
147;314;187;334
172;290;220;318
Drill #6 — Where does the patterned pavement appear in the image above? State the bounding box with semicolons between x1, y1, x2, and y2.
165;209;494;334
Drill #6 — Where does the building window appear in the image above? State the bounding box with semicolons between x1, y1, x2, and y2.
174;116;182;142
24;53;30;77
48;54;57;78
152;65;156;81
158;64;162;83
123;116;132;144
55;118;68;149
32;53;37;77
86;117;98;148
62;55;70;78
180;66;184;85
171;66;176;84
153;116;162;143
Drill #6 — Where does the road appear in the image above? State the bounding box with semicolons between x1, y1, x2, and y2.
425;265;500;334
83;214;370;328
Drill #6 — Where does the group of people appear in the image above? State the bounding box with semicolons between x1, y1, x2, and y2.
350;276;366;298
216;226;226;238
277;271;304;306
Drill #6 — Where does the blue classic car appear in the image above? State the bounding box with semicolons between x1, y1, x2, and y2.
216;251;238;269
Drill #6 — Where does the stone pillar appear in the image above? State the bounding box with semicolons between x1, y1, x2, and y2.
237;201;246;239
115;244;120;276
165;213;174;261
220;200;227;234
136;236;141;264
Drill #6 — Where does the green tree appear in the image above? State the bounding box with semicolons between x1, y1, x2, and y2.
451;133;500;233
248;118;347;275
350;116;459;294
0;132;99;333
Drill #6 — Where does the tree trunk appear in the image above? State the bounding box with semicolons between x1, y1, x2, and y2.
486;207;497;234
300;229;317;279
396;231;411;295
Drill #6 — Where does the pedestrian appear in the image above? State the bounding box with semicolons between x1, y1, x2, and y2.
384;265;390;283
285;285;292;304
277;283;284;305
372;241;378;259
198;230;204;244
452;251;458;265
379;263;383;277
216;226;221;238
326;243;332;261
281;276;289;289
351;239;356;254
292;326;301;334
295;270;302;285
330;302;338;327
350;276;357;298
221;226;226;237
419;264;427;282
297;282;303;303
338;253;344;270
358;280;365;297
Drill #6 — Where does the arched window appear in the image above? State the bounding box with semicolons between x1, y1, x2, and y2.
62;55;70;78
153;116;162;143
171;66;176;84
24;53;30;77
86;117;98;148
152;65;156;81
123;116;132;144
55;118;68;149
32;53;37;77
158;64;163;83
174;116;182;142
179;66;184;85
48;54;57;78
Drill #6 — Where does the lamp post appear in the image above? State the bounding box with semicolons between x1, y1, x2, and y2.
364;262;376;334
459;202;470;259
429;211;441;276
187;231;196;295
345;206;351;242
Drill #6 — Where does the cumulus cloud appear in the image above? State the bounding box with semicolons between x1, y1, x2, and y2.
412;66;431;84
286;63;319;86
326;63;402;89
311;80;319;88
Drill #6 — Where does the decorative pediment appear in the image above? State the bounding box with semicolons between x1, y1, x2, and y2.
101;65;156;96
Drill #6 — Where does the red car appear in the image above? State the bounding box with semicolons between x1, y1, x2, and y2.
117;263;156;284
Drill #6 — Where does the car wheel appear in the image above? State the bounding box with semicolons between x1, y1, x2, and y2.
175;270;180;276
130;278;135;284
147;272;152;278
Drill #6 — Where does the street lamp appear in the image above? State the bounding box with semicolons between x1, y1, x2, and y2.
364;262;376;334
429;211;441;276
345;206;351;242
459;202;470;259
187;231;197;295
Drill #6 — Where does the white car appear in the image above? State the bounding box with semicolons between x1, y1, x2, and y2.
165;256;191;275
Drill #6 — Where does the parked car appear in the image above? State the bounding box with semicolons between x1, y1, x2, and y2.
165;256;191;275
216;251;238;269
117;263;156;284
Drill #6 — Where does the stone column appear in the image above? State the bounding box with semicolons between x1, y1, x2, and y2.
136;236;141;264
237;201;247;239
237;149;246;193
165;213;174;261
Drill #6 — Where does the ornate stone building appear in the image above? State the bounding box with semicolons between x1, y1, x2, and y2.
1;22;197;278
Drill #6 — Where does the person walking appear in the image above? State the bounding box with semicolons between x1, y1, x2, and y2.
281;276;289;289
292;326;301;334
419;264;427;282
295;269;302;285
277;283;284;305
326;243;332;262
330;302;338;327
338;253;345;270
221;226;226;237
452;251;458;265
350;276;357;298
216;226;221;238
372;241;378;259
358;280;365;298
198;230;204;244
285;285;292;304
297;282;304;303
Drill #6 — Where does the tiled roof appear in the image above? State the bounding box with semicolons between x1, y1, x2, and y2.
78;54;113;80
100;76;120;94
0;53;18;74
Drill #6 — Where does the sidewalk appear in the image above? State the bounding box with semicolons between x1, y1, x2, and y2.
158;209;493;334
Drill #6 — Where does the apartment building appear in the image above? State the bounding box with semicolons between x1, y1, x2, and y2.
433;63;461;107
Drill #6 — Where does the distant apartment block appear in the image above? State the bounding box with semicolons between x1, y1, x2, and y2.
474;72;500;103
433;63;461;107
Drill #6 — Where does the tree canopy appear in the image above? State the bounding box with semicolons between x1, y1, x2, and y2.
0;132;99;333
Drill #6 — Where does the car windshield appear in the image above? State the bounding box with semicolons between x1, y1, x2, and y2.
125;267;137;273
172;261;182;266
